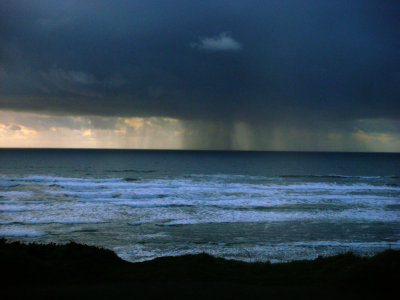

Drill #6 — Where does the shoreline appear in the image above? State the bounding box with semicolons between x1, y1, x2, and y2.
1;238;398;299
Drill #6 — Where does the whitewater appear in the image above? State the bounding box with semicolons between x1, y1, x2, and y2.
0;150;399;262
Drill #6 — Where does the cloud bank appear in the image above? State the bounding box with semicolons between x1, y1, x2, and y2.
0;0;399;150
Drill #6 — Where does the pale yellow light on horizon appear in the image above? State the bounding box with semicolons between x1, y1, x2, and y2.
0;110;400;152
0;110;184;149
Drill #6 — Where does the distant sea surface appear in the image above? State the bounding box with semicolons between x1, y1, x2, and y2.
0;149;399;262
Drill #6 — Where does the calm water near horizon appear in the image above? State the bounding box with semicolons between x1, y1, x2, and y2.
0;149;399;262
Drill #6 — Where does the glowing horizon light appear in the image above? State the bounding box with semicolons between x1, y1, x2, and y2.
0;110;399;152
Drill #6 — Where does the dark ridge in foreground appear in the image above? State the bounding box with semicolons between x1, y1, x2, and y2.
1;239;398;299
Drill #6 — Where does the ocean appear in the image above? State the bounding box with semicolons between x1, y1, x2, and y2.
0;149;399;262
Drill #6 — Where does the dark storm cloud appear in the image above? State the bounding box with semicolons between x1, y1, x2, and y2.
1;0;399;126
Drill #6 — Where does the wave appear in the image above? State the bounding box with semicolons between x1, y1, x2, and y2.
116;239;400;263
184;173;400;180
0;191;33;198
0;220;107;225
0;200;50;205
1;173;398;186
124;177;139;182
47;181;400;193
140;208;400;226
0;205;30;212
155;222;185;227
278;174;383;179
44;179;152;189
276;240;400;248
128;222;143;226
0;175;126;183
72;193;398;209
186;174;261;179
0;183;19;188
2;174;398;194
1;174;398;231
47;190;122;199
106;169;157;173
0;229;47;237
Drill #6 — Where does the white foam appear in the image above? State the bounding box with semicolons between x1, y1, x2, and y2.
0;199;49;203
0;221;19;225
0;220;107;225
76;198;120;203
49;182;133;190
149;207;400;226
0;191;33;198
69;192;399;210
0;228;47;237
114;239;400;263
0;205;29;212
1;174;398;237
185;173;384;180
278;240;400;248
47;190;122;199
0;175;125;183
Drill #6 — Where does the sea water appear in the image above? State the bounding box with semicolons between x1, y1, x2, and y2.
0;149;399;262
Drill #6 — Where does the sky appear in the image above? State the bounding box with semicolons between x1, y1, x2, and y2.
0;0;399;151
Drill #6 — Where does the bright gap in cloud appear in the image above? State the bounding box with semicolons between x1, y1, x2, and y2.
0;111;399;152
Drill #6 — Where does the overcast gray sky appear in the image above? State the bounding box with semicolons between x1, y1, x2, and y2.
1;1;399;151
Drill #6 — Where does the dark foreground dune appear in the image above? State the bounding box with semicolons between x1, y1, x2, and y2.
1;239;398;299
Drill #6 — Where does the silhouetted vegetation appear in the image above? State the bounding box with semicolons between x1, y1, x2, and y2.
1;239;398;299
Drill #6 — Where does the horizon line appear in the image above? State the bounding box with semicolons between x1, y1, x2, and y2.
0;147;399;154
